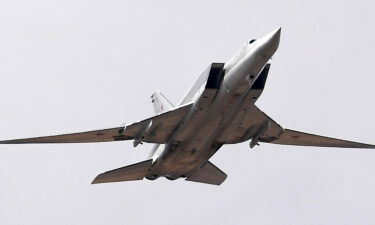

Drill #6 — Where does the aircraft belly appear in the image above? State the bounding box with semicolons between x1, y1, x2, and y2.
148;55;270;177
215;89;260;143
149;115;222;176
148;88;259;177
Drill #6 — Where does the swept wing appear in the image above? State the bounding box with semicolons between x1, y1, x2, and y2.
266;129;375;149
0;103;193;144
224;105;375;149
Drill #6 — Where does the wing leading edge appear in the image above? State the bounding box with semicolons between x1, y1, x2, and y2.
0;103;193;145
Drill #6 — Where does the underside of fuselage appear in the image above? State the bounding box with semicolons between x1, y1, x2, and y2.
147;33;278;181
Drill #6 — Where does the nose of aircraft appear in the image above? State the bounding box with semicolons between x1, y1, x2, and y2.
258;27;281;57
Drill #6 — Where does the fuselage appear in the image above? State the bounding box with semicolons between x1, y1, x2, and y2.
146;28;281;180
2;27;374;186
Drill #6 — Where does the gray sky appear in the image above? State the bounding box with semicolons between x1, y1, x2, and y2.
1;0;375;225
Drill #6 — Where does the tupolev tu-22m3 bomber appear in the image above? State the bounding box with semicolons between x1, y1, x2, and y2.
1;28;374;185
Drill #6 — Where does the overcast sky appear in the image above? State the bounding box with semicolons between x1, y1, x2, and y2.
1;0;375;225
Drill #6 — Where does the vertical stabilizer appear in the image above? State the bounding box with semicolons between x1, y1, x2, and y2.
151;90;174;114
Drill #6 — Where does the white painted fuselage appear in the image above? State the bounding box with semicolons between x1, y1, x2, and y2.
147;28;281;180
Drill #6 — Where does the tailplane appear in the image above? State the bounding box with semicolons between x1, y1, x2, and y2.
92;160;153;184
186;161;227;185
151;90;174;114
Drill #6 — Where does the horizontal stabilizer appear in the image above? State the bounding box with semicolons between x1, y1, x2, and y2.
186;161;227;185
267;129;375;149
92;159;153;184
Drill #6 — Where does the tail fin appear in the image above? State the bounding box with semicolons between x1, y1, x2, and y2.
151;90;174;114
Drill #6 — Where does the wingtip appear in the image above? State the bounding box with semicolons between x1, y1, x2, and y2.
355;142;375;149
91;173;104;184
91;177;98;184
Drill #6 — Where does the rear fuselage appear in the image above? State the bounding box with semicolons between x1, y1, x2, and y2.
146;28;281;180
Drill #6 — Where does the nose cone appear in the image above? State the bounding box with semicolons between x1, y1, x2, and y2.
259;27;281;57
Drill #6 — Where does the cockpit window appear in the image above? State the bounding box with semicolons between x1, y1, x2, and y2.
249;39;256;44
